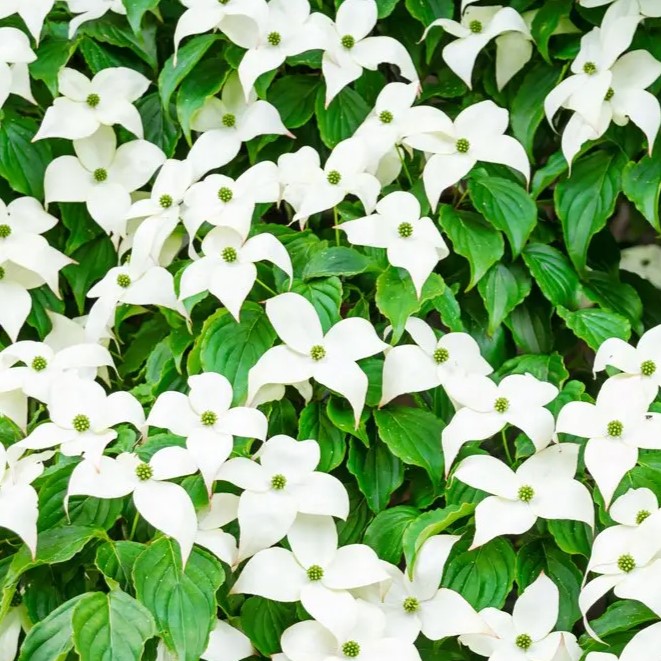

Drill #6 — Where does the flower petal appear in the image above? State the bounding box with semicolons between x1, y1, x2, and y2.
512;573;558;640
380;345;439;406
233;547;306;601
472;497;537;548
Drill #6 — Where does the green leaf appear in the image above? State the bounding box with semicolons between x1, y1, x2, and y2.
439;205;504;290
123;0;160;33
530;0;573;61
522;243;582;310
495;353;569;387
547;519;593;557
622;153;661;230
133;539;224;661
241;598;298;656
555;150;627;273
196;302;277;405
298;401;347;472
405;0;453;24
505;297;554;354
95;541;146;591
477;263;532;334
583;271;643;332
291;277;343;332
29;35;78;96
268;75;320;129
303;247;372;280
587;600;657;639
315;86;370;148
136;92;181;157
72;590;156;660
363;506;420;565
375;0;401;17
557;306;631;351
468;176;537;257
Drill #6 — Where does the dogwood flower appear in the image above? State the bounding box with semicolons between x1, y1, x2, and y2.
620;245;661;288
454;444;594;548
442;373;558;473
404;101;529;210
67;447;198;563
422;4;529;89
0;366;27;431
338;191;448;297
579;0;661;17
281;599;422;661
34;67;151;141
0;27;36;109
556;377;661;507
45;126;166;240
380;318;493;406
216;435;349;560
313;0;418;105
179;227;292;320
585;622;661;661
377;535;489;642
460;574;581;661
0;197;58;239
66;0;127;38
0;0;55;42
234;514;388;637
195;493;239;566
147;372;267;491
610;488;660;528
247;293;388;423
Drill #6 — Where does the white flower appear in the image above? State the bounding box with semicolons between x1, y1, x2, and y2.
179;227;292;320
380;318;492;407
460;574;581;661
585;622;661;661
610;488;660;528
195;493;239;566
147;372;268;492
17;374;145;465
579;0;661;18
45;126;166;240
556;377;661;507
67;447;199;564
34;67;150;141
234;514;388;637
404;100;529;210
66;0;127;38
187;73;290;178
338;191;448;297
247;293;388;423
620;245;661;289
377;535;488;642
0;27;36;109
454;444;594;548
0;601;28;661
422;4;529;89
216;435;349;560
281;599;421;661
313;0;418;106
0;197;58;239
0;364;27;431
442;373;558;473
0;0;55;42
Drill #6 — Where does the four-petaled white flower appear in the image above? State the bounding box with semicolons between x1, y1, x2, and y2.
586;622;661;661
216;435;349;560
66;0;127;38
248;293;388;423
610;488;660;529
0;0;55;42
34;67;150;141
0;27;36;109
194;493;239;566
338;191;448;297
147;372;268;492
454;444;594;548
442;373;558;473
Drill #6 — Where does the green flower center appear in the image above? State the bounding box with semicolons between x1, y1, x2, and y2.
271;473;287;490
307;565;324;581
398;222;413;238
0;224;11;238
135;463;153;481
117;274;132;288
469;20;483;33
200;410;217;426
402;596;419;613
31;356;48;371
327;170;342;185
222;113;236;127
583;61;597;75
641;360;656;377
342;641;360;657
456;137;470;153
310;345;326;361
607;420;623;438
86;93;100;107
72;414;91;433
515;634;532;650
0;266;5;280
341;35;355;49
159;194;173;209
434;347;450;364
379;110;393;124
267;31;281;46
605;87;615;101
218;187;233;202
494;397;509;413
93;168;108;182
221;246;238;263
518;485;534;503
617;554;636;573
636;509;651;524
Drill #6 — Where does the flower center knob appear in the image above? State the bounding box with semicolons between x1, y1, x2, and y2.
135;463;153;481
310;345;326;361
641;360;656;377
271;474;287;490
159;194;173;209
72;414;91;433
605;87;614;101
402;596;419;613
267;31;281;46
342;641;360;658
433;347;449;364
636;509;651;524
583;62;597;75
0;266;5;280
222;113;236;127
456;138;470;153
200;410;217;426
494;397;509;413
218;187;233;202
379;110;393;124
469;20;483;33
607;420;623;437
617;554;636;573
117;274;132;288
341;35;355;49
398;222;413;238
327;170;342;185
218;0;230;3
515;634;532;650
86;93;100;107
221;246;238;263
307;565;324;581
518;485;534;503
31;356;48;371
93;168;108;182
0;224;11;238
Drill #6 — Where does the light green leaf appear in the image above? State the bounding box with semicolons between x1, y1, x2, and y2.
291;277;343;332
122;0;160;33
622;153;661;230
298;401;347;472
363;506;420;565
557;306;631;351
522;243;582;310
405;0;453;24
495;353;569;387
95;542;146;592
303;247;373;280
530;0;573;61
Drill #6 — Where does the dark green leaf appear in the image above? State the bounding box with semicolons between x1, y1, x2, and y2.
303;246;372;280
477;263;531;334
405;0;453;24
531;0;573;61
363;506;420;565
268;75;320;129
622;153;661;230
557;306;631;350
240;597;298;656
291;277;343;332
315;86;370;148
522;243;582;310
298;401;347;472
95;542;146;591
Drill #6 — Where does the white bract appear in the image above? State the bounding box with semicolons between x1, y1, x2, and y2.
147;372;268;492
34;67;150;141
442;373;558;473
0;601;28;661
338;191;448;297
585;622;661;661
579;0;661;17
0;27;36;109
216;435;349;560
0;1;55;42
610;488;660;528
66;0;126;37
194;493;239;566
454;444;594;548
247;293;388;423
0;363;27;431
620;245;661;288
